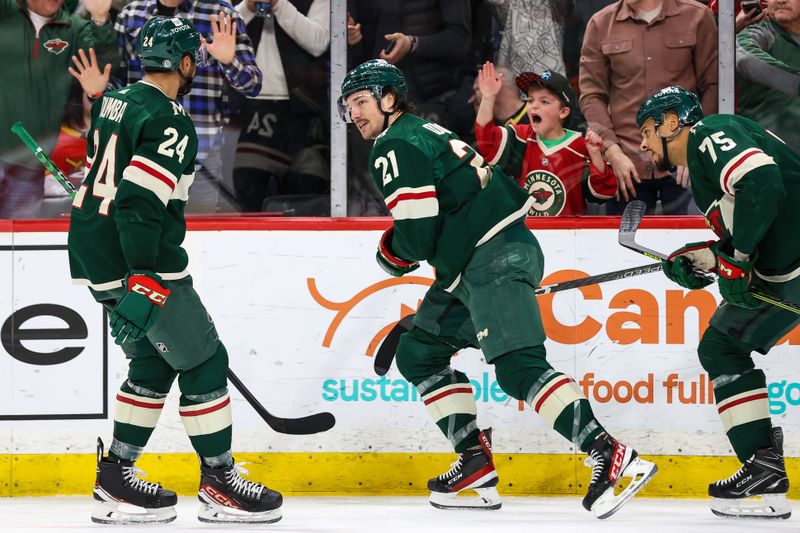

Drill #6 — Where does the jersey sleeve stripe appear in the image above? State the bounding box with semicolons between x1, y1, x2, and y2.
130;155;178;187
123;166;174;205
384;185;436;207
720;148;776;195
389;194;440;220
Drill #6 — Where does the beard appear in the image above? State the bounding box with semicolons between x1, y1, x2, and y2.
177;64;196;97
654;153;674;173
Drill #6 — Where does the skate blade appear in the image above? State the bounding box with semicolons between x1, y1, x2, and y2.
710;493;791;520
593;457;658;519
91;500;177;524
429;487;502;510
198;502;283;524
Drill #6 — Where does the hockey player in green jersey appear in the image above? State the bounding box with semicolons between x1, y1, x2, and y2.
638;86;800;520
68;16;282;525
339;59;657;518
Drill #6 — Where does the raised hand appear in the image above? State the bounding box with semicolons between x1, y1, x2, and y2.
478;62;503;100
347;13;362;45
201;11;237;65
83;0;112;23
68;48;111;97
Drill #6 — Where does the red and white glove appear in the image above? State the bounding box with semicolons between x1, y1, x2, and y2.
376;227;419;277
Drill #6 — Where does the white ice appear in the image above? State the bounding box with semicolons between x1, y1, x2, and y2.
1;496;796;532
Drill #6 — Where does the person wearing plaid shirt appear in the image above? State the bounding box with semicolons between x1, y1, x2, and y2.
114;0;262;212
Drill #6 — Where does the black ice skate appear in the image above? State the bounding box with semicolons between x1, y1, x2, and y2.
709;426;791;519
197;460;283;523
91;437;177;524
428;428;501;510
582;433;657;519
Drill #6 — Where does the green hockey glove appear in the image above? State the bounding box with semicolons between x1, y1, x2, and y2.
716;250;763;309
109;270;171;345
376;226;419;277
662;241;717;290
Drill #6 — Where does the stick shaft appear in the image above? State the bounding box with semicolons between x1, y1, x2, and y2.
11;122;77;197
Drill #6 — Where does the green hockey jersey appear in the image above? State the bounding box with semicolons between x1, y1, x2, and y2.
68;80;198;290
370;113;534;291
687;114;800;281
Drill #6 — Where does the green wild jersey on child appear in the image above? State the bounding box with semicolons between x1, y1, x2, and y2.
68;81;198;289
687;114;800;280
370;113;534;291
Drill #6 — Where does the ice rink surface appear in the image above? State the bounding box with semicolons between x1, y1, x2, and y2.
1;496;797;532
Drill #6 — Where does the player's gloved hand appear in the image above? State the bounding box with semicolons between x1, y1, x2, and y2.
715;249;763;309
662;241;717;290
376;226;419;277
109;270;171;345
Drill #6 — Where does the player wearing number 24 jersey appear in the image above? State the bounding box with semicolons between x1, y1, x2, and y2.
68;17;282;526
339;59;656;517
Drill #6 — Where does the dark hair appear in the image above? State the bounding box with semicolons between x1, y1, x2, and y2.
383;87;416;114
62;81;88;131
548;0;574;27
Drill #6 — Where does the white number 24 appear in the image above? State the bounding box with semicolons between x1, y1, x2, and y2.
157;127;189;163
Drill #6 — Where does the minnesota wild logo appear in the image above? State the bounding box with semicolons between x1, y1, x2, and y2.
524;170;565;216
43;38;69;55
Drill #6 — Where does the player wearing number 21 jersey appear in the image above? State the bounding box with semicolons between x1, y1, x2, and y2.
339;59;656;518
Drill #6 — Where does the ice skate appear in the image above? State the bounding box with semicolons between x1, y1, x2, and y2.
428;428;501;510
709;427;791;519
198;460;283;523
582;433;657;519
91;438;177;524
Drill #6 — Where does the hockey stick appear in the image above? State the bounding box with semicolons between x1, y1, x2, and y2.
373;260;664;376
12;122;336;434
619;200;800;314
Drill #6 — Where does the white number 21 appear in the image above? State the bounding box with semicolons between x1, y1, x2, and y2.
375;150;400;186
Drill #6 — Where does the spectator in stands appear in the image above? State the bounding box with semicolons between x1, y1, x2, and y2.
563;0;616;90
232;0;330;213
346;0;472;131
489;0;573;78
0;0;117;219
736;0;800;152
579;0;718;215
475;63;617;216
707;0;767;33
113;0;262;213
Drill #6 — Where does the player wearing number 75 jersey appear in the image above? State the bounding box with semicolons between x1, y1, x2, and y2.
638;86;800;520
68;16;282;525
339;59;656;518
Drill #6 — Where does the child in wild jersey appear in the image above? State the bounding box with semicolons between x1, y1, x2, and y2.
475;62;617;216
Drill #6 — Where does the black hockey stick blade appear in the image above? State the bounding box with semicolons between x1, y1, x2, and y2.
374;314;415;376
227;368;335;435
617;202;800;314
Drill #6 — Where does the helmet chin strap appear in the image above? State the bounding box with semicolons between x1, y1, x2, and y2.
655;121;683;173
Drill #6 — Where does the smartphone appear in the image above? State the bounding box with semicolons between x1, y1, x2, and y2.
741;0;762;15
383;39;397;55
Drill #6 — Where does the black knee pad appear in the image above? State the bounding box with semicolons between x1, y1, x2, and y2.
698;325;756;378
178;342;230;396
493;346;550;401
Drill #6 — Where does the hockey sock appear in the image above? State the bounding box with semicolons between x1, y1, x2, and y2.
494;348;604;452
111;356;178;461
711;369;771;462
178;343;233;461
397;327;480;452
699;326;771;462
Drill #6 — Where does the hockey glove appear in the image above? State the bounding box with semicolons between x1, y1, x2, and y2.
716;250;763;309
662;241;717;290
109;270;171;345
376;226;419;277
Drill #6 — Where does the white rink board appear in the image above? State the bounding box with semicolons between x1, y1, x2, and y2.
0;228;798;457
